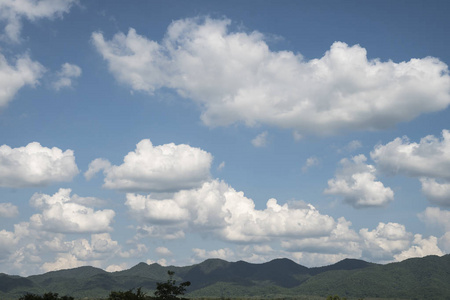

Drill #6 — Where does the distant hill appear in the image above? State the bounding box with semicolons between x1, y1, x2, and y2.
1;255;449;300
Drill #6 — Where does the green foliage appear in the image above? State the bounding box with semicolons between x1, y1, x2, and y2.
18;292;74;300
1;255;449;299
107;287;146;300
154;271;191;300
326;295;347;300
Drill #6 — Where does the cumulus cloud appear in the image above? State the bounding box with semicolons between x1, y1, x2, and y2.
0;229;18;259
0;221;124;275
0;202;19;218
0;0;76;43
420;178;450;206
0;142;79;187
106;263;128;272
251;131;268;147
155;246;172;256
360;222;412;261
92;139;212;192
372;130;450;205
41;253;88;272
92;17;450;135
52;62;82;90
146;258;168;266
439;232;450;253
0;52;45;107
281;217;360;256
371;130;450;179
29;188;115;233
325;154;394;208
126;180;337;242
418;207;450;232
191;247;235;262
394;235;443;262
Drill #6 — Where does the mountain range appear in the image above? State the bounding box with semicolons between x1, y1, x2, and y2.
1;255;449;300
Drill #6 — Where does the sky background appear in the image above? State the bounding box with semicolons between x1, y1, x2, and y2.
1;0;450;276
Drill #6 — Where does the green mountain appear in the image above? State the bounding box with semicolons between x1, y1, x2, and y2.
1;255;449;300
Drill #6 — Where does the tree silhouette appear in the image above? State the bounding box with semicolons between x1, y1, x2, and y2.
107;288;146;300
154;271;191;300
19;293;74;300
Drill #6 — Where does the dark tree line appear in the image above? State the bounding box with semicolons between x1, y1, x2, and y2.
19;271;190;300
105;270;190;300
19;293;74;300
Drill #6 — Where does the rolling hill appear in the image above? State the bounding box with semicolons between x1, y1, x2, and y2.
1;255;449;300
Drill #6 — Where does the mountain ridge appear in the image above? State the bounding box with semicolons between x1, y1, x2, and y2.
0;255;449;299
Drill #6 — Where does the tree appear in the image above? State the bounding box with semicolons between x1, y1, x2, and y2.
154;271;191;300
19;293;74;300
107;288;147;300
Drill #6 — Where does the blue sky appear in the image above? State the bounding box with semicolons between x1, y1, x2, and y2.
1;0;450;276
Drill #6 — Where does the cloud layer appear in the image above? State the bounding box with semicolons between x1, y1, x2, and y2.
126;180;337;243
93;17;450;135
0;142;79;188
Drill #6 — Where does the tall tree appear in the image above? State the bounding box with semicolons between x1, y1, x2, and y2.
154;271;191;300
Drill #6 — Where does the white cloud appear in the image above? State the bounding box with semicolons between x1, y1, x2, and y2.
394;234;443;262
39;233;120;272
52;62;82;90
418;207;450;232
251;131;268;147
127;180;337;243
0;230;18;259
0;202;19;218
155;246;172;256
95;139;212;192
126;194;190;224
281;217;360;256
84;158;111;180
92;17;450;135
302;156;319;173
0;142;79;187
41;253;88;273
106;263;128;272
29;188;115;233
0;52;45;107
325;154;394;208
135;224;185;240
338;140;363;154
420;178;450;206
372;130;450;206
146;258;168;266
191;247;235;262
291;252;353;268
119;243;148;259
0;0;76;43
360;222;412;261
439;232;450;253
371;130;450;180
0;221;123;275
